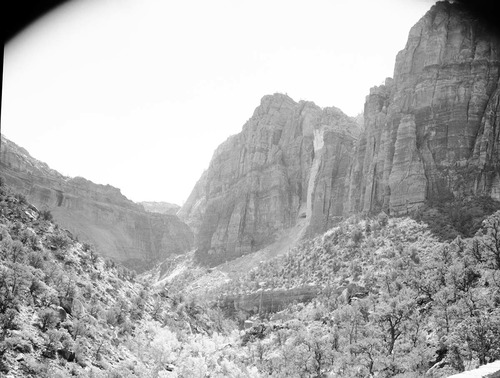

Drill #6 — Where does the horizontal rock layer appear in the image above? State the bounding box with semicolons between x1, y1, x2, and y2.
220;286;319;315
0;136;193;272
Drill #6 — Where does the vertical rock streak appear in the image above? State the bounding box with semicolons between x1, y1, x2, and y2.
180;95;360;264
306;128;325;220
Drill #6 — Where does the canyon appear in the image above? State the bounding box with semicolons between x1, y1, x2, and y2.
180;1;500;265
0;137;193;272
1;2;499;272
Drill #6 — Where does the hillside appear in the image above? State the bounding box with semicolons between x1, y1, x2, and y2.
3;162;500;377
0;179;260;377
221;212;500;376
146;201;500;377
0;136;193;272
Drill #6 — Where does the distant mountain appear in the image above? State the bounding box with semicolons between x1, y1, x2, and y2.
0;136;193;272
140;201;180;215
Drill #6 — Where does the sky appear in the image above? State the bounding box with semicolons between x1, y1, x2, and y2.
2;0;437;206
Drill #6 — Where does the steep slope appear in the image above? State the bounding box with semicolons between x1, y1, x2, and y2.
347;1;500;215
216;212;500;377
0;136;193;271
179;94;360;266
0;182;258;377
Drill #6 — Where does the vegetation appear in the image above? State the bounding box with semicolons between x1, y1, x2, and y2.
414;196;500;240
1;176;499;377
208;213;500;376
0;182;241;377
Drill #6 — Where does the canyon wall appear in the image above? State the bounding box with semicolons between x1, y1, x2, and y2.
179;94;360;265
347;1;500;215
181;1;500;266
0;136;193;271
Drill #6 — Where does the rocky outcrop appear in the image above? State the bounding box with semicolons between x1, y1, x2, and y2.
140;201;180;215
220;286;319;315
0;136;193;271
180;94;360;265
347;1;500;215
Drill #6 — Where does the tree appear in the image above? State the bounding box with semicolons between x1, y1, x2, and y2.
37;308;59;331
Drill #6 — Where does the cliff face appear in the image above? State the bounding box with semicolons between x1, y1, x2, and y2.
0;136;193;271
179;94;360;265
347;1;500;215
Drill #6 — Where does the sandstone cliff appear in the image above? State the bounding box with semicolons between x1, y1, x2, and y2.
347;1;500;215
0;136;193;271
179;94;360;265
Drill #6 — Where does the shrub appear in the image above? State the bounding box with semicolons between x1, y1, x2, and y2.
28;251;45;270
14;193;27;205
47;233;71;251
5;239;27;263
21;356;48;376
3;335;32;353
38;308;60;331
377;212;389;227
0;309;20;335
40;209;53;222
19;229;39;249
351;228;364;245
42;329;64;358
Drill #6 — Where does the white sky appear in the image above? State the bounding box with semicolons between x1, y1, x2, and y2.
2;0;436;206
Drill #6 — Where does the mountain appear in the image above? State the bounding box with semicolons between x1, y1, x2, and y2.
139;201;180;215
347;1;500;215
181;1;500;267
0;136;193;272
179;95;361;266
0;181;248;377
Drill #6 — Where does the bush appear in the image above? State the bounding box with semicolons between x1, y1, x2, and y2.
351;228;364;245
14;193;27;205
3;335;32;353
42;329;63;358
47;233;71;251
21;356;48;376
38;308;60;331
40;209;53;222
0;309;20;335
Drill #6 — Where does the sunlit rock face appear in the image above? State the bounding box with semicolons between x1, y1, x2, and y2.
179;94;360;265
347;1;500;215
0;136;193;271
